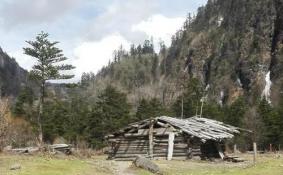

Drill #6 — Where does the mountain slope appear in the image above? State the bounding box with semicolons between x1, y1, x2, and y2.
165;0;276;104
0;47;28;97
84;0;283;108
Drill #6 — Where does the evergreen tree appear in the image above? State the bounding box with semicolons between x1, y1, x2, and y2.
151;54;159;80
172;78;203;117
202;102;224;121
136;98;168;120
23;32;75;145
86;86;131;148
224;97;247;127
13;86;34;116
258;98;281;148
142;39;154;54
130;44;136;56
136;99;150;120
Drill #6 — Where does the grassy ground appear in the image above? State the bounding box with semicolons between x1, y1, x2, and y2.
0;153;282;175
0;154;112;175
135;153;283;175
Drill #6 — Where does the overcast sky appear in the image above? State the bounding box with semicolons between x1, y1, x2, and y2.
0;0;207;82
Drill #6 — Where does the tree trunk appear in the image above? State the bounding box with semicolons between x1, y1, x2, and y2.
38;81;45;146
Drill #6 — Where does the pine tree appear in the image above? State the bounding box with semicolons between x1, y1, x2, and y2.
172;78;203;117
13;86;34;116
136;98;167;120
23;31;75;145
136;99;150;120
86;86;131;148
151;54;159;81
258;98;281;148
224;97;246;127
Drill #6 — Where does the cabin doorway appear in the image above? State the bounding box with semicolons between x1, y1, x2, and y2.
200;140;223;159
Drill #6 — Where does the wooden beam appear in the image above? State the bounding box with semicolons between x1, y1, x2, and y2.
149;119;154;159
167;132;175;160
253;142;257;164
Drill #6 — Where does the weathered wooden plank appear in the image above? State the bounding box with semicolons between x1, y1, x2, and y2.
167;132;175;160
149;120;154;159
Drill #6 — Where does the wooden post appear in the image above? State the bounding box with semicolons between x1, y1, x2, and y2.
167;132;175;160
253;142;257;165
269;144;272;152
149;120;154;159
200;98;204;118
181;96;184;119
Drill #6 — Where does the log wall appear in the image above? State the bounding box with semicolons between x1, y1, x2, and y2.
107;134;202;160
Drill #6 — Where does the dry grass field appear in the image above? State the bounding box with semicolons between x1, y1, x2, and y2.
0;153;282;175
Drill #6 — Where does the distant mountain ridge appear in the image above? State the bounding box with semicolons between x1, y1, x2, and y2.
82;0;283;107
0;47;27;97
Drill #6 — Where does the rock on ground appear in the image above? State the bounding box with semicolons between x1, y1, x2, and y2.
133;156;161;174
10;164;21;170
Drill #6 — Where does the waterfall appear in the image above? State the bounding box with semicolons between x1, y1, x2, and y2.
205;84;210;91
261;71;272;103
218;90;224;106
217;16;223;27
237;78;243;87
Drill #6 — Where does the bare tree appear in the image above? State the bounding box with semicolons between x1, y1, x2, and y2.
0;98;9;149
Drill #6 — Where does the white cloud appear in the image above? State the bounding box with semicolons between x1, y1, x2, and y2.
8;50;36;71
0;0;81;28
73;33;131;81
84;0;157;42
0;0;206;83
132;14;185;50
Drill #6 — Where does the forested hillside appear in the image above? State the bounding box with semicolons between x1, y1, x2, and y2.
0;47;27;97
77;0;283;149
87;0;283;106
3;0;283;150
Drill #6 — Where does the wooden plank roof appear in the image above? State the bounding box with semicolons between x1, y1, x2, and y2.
107;116;245;142
157;116;240;142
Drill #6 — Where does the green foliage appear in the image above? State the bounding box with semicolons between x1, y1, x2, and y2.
224;97;247;127
202;102;224;121
151;54;159;81
172;78;204;117
13;86;34;116
136;98;168;120
257;98;281;147
23;31;75;143
86;85;131;148
24;32;75;81
44;95;88;144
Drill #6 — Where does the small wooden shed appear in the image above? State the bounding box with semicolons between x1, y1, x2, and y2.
105;116;241;160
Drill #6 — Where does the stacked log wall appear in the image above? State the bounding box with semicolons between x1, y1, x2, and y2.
108;134;204;160
108;136;149;160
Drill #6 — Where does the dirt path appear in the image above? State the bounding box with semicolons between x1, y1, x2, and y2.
112;161;135;175
88;158;136;175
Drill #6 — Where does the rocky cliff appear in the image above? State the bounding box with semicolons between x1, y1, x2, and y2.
172;0;283;105
0;47;27;97
85;0;283;108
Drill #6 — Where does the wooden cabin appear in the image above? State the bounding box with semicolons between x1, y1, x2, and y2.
105;116;241;161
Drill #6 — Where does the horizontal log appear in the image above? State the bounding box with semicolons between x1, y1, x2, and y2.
114;154;148;158
154;138;185;142
116;143;148;147
116;145;148;148
154;143;187;148
114;140;149;144
115;149;148;152
112;152;148;156
108;138;148;142
154;150;187;153
113;158;136;161
116;149;148;152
